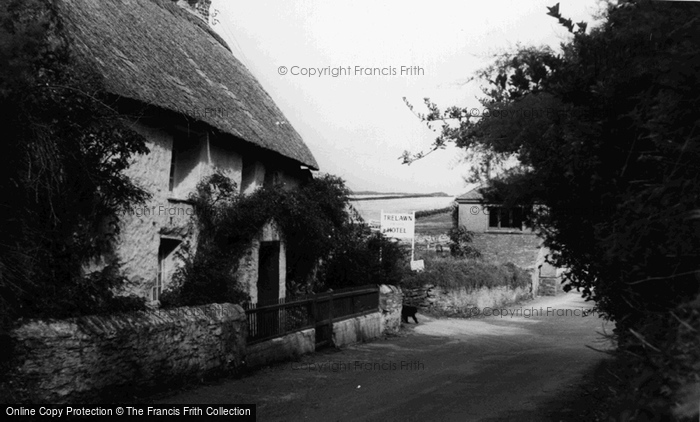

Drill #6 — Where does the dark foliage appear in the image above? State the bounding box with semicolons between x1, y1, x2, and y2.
607;297;700;420
318;228;409;290
0;0;150;328
447;226;481;258
160;173;408;307
401;256;530;291
403;0;700;417
405;0;700;332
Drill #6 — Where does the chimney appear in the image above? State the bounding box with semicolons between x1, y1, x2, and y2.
172;0;212;24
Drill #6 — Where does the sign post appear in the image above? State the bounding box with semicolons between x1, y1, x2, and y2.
380;211;415;239
411;211;415;262
380;211;422;271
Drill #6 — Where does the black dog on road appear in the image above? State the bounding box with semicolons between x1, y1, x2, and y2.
402;305;419;324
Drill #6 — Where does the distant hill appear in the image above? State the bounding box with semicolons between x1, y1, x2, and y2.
351;191;451;197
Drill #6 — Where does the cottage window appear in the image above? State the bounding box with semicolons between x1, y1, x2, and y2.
242;158;267;193
152;238;181;301
487;206;524;230
264;169;280;187
169;133;201;197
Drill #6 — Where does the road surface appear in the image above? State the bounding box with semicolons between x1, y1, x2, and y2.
156;293;614;421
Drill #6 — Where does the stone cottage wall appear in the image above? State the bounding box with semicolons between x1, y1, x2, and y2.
114;122;177;296
235;221;287;304
5;303;246;403
112;122;245;298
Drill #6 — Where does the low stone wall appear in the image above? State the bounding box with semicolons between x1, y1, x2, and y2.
244;329;315;368
403;285;434;308
332;313;382;347
379;284;403;334
432;286;531;313
5;304;246;403
403;284;531;314
538;277;565;296
5;287;401;402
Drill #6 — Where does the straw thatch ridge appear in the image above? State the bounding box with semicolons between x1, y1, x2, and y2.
58;0;319;169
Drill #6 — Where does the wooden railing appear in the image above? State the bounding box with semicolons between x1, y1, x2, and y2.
243;285;379;344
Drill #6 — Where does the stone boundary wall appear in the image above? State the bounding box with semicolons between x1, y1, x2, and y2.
403;284;532;314
538;277;566;296
332;313;382;348
379;284;403;334
4;303;246;403
403;285;434;308
244;328;315;368
5;286;403;402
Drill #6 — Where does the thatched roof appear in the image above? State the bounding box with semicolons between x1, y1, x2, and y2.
58;0;318;169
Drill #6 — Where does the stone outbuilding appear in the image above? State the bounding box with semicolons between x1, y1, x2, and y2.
60;0;318;304
456;184;566;296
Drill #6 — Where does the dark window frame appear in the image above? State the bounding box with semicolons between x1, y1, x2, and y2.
487;206;524;230
168;131;202;196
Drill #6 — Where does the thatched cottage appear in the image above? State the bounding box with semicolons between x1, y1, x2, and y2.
59;0;319;304
456;184;566;296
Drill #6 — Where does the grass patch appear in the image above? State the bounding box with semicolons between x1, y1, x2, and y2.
415;212;453;236
401;256;530;291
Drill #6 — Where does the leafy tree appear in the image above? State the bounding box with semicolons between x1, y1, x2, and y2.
319;226;408;290
403;1;700;417
0;0;150;327
403;0;700;331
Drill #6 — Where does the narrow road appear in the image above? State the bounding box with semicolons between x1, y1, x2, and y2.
157;293;614;421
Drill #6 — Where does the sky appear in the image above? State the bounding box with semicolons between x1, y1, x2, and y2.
210;0;604;195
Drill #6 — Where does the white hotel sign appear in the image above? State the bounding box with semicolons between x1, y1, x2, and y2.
380;212;415;239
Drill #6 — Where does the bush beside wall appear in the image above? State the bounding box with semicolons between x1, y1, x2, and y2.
401;258;533;315
402;257;531;291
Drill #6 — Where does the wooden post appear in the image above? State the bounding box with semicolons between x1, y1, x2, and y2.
379;210;383;263
411;211;416;262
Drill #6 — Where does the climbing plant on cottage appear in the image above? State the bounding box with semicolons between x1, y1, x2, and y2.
0;0;151;329
160;172;408;308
